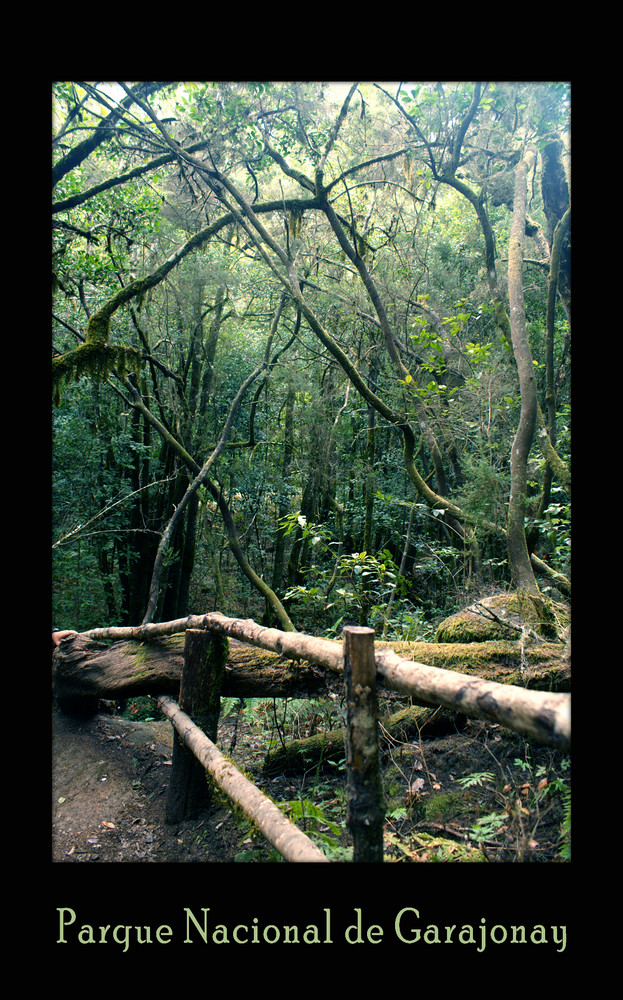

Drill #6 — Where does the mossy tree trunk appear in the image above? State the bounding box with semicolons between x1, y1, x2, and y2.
268;379;296;623
507;152;540;595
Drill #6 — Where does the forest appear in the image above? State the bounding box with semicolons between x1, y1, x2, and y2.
52;82;571;863
52;80;570;634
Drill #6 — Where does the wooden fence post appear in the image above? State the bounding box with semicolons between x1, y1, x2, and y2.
165;628;228;825
343;626;385;862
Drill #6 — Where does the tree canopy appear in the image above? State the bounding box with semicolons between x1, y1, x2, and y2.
52;81;571;636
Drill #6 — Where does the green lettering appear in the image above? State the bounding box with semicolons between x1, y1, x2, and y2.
184;907;210;943
57;908;76;943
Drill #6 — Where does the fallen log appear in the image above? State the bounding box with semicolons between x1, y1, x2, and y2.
379;639;570;691
263;705;465;775
375;646;570;751
82;613;344;671
52;633;330;711
80;611;570;693
52;630;569;711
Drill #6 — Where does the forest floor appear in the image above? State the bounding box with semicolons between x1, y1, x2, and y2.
52;695;571;864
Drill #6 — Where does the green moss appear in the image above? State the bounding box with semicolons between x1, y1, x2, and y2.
425;790;470;822
129;644;151;668
52;341;141;405
85;313;111;346
132;668;153;681
434;592;570;644
435;615;503;644
387;638;569;690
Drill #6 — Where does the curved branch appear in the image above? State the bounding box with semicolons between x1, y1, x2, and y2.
52;140;211;215
316;83;359;188
445;83;482;177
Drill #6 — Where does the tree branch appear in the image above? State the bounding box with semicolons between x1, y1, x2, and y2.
52;83;164;186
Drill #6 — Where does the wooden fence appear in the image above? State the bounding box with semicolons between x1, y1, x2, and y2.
74;611;570;864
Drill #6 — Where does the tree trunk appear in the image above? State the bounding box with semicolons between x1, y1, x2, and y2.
541;140;570;309
204;476;295;632
142;354;271;624
269;381;295;612
507;153;540;595
361;389;377;626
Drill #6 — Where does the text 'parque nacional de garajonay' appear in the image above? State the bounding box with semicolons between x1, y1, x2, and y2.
56;907;567;953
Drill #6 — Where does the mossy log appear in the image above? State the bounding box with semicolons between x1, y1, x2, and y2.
52;630;569;714
263;705;465;776
383;638;570;691
52;633;329;712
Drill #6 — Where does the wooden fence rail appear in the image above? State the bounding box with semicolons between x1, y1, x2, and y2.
156;694;329;863
71;611;571;863
82;611;571;751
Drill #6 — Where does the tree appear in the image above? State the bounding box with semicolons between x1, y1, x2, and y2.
506;151;540;594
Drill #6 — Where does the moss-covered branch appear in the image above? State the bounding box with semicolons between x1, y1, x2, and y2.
52;198;319;405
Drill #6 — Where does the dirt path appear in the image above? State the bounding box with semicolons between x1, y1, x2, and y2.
52;699;570;865
52;707;242;862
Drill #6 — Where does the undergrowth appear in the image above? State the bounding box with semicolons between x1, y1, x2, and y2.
221;695;571;863
123;691;571;863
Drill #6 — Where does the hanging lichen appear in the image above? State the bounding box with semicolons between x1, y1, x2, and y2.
288;207;304;239
52;343;142;405
356;233;369;261
403;154;412;184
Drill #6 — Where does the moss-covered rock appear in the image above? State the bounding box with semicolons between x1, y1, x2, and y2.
434;592;570;644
